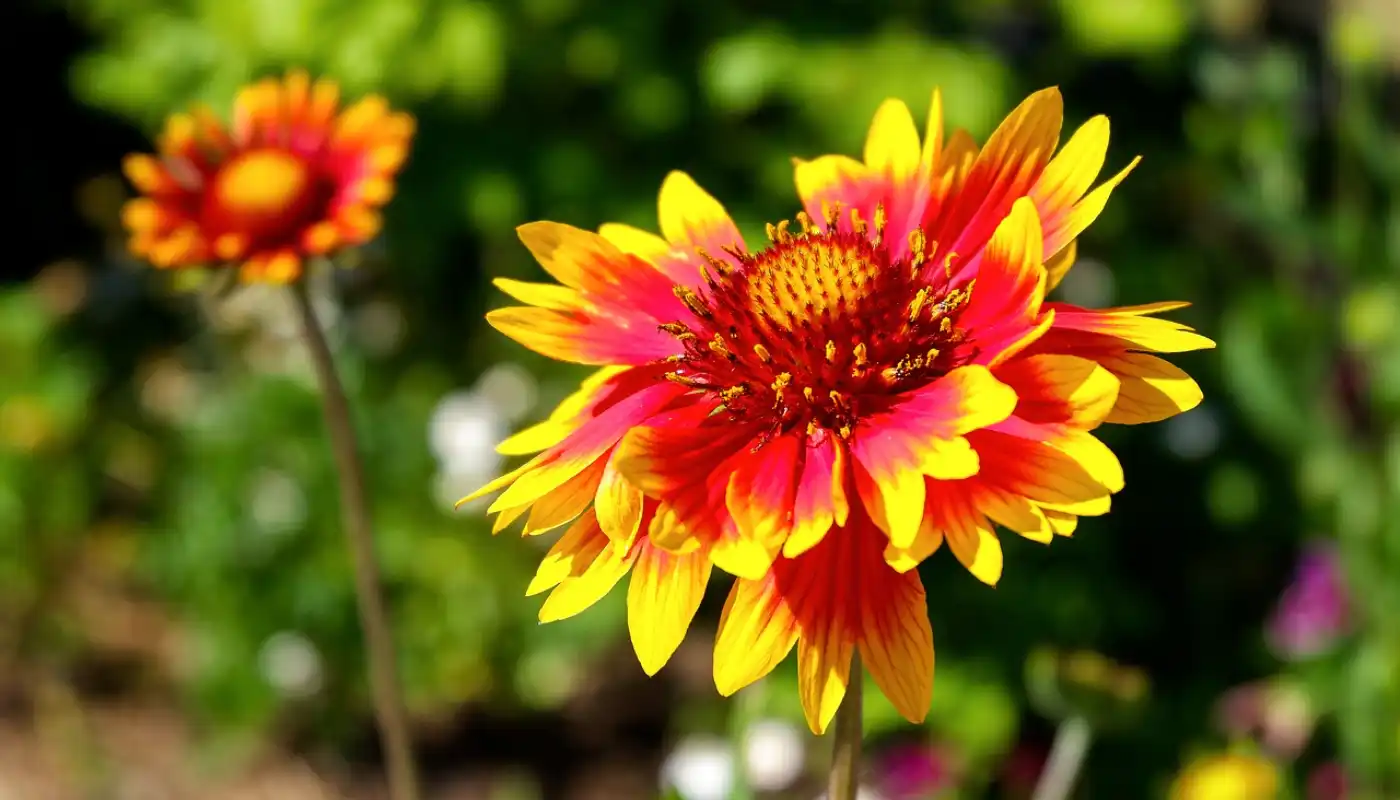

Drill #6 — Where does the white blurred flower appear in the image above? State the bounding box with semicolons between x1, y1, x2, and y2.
743;718;805;791
428;390;507;477
247;468;307;537
661;735;735;800
259;631;323;699
475;362;538;424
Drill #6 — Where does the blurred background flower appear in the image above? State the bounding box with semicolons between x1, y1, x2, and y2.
6;0;1400;795
1168;751;1280;800
1265;542;1352;661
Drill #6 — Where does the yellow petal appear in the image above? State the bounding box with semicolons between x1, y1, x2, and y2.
919;87;944;178
853;461;925;550
595;455;644;543
492;277;582;312
658;171;743;251
627;542;712;675
597;222;671;262
1033;115;1110;223
538;533;638;622
1044;156;1141;255
944;513;1004;587
1045;239;1077;293
864;98;921;180
797;623;853;735
713;577;799;696
526;510;608;596
1101;352;1206;424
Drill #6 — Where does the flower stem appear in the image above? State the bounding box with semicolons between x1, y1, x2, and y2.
290;281;421;800
828;654;864;800
1031;715;1093;800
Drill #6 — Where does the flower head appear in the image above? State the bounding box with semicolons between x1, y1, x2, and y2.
121;70;413;283
466;87;1212;733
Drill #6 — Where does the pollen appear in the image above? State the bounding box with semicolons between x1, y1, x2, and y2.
659;207;974;439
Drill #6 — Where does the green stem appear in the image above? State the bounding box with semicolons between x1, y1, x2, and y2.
290;281;421;800
828;655;863;800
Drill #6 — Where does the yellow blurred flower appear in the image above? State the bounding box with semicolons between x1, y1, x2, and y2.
1169;752;1279;800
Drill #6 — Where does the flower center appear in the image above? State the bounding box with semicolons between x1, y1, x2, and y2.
209;149;318;241
661;207;974;439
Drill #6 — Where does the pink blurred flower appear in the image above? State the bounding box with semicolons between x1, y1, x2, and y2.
874;743;959;799
1267;542;1351;660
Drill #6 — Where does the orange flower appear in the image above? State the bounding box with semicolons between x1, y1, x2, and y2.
466;87;1212;733
120;70;413;283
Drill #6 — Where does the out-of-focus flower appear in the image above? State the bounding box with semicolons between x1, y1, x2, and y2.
873;742;959;799
1305;761;1349;800
121;70;413;283
1266;542;1351;660
661;735;734;800
1214;680;1315;759
742;718;806;791
466;87;1211;732
1169;752;1280;800
258;631;324;699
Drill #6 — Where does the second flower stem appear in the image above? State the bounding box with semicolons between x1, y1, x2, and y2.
1032;715;1093;800
829;654;864;800
290;282;421;800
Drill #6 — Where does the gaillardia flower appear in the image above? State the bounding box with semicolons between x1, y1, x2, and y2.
121;70;413;283
465;87;1212;733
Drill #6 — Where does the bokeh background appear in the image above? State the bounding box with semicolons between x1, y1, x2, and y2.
6;0;1400;797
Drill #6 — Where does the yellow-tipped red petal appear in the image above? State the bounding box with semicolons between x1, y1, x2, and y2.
853;460;926;550
959;197;1048;344
929;88;1063;260
724;432;801;549
926;485;1004;586
850;365;1017;541
996;354;1121;429
784;433;848;558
